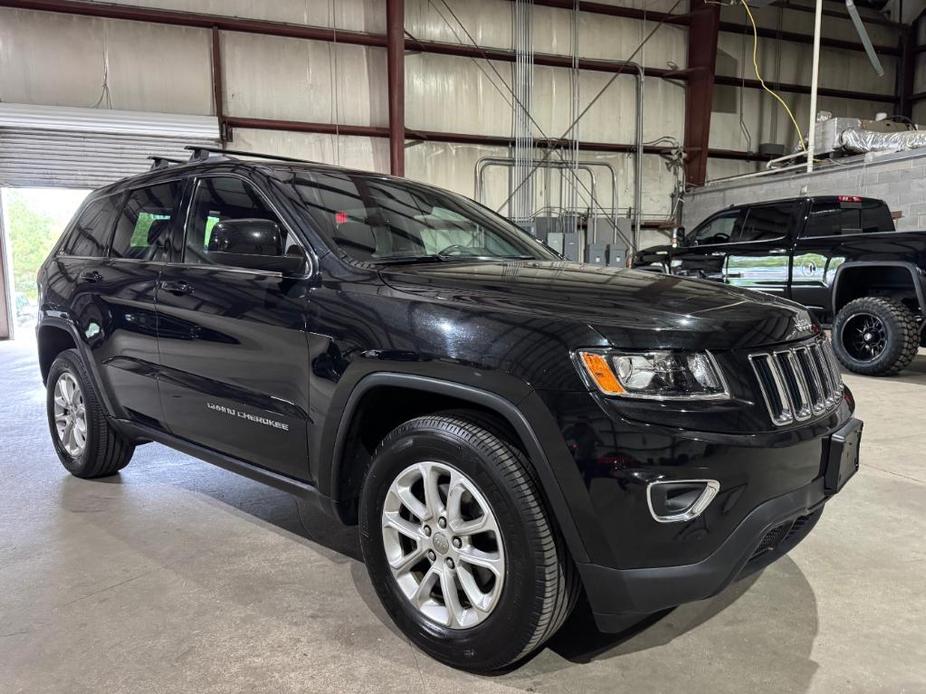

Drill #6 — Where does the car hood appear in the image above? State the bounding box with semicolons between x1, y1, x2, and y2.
378;261;815;351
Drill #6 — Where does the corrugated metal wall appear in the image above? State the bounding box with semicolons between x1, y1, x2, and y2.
0;0;905;217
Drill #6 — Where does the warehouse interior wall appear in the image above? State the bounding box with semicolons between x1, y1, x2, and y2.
706;1;903;182
0;0;910;235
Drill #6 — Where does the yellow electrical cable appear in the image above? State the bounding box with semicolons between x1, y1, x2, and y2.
741;0;808;153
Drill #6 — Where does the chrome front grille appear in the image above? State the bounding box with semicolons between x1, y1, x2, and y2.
749;339;844;426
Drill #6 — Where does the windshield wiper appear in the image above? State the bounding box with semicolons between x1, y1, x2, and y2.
370;255;446;265
436;253;537;261
371;254;538;265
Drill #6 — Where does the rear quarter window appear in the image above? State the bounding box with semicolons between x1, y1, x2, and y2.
59;195;120;258
110;181;183;260
804;199;894;237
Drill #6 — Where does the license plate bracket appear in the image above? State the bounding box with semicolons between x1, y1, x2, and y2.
824;418;862;494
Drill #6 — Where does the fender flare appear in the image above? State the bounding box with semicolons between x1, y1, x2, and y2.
328;372;591;563
832;261;926;314
36;315;121;418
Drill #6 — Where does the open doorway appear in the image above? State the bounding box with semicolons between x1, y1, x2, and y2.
1;187;90;341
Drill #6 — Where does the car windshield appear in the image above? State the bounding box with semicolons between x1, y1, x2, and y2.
284;169;558;264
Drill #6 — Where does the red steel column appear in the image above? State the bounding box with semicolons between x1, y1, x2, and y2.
211;27;227;144
683;0;721;186
386;0;405;176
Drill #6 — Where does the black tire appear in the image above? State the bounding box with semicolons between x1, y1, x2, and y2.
46;349;135;478
832;297;920;376
359;414;578;672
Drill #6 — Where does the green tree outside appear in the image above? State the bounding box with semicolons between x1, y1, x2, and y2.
6;191;60;302
4;189;87;305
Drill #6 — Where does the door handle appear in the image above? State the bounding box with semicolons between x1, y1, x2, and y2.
159;280;194;296
78;270;102;283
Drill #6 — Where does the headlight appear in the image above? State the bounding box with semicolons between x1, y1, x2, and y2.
575;349;730;400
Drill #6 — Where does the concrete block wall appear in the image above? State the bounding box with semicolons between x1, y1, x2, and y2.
679;149;926;239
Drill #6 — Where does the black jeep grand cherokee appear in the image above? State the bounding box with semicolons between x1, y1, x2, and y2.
37;149;862;672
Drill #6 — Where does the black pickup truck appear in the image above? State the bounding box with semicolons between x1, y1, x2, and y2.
633;196;925;376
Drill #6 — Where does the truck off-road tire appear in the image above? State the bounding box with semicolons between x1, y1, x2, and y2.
359;414;578;672
46;349;135;478
832;297;920;376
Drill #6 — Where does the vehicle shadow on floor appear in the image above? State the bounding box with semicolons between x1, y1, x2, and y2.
90;449;364;564
543;572;762;663
501;556;820;690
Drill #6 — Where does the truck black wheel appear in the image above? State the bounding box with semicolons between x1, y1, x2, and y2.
46;349;135;478
832;297;919;376
359;414;578;672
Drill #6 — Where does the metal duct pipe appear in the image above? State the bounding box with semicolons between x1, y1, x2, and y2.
474;156;626;249
620;61;645;251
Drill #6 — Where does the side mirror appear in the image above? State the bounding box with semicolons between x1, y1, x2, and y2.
205;219;307;275
671;226;685;248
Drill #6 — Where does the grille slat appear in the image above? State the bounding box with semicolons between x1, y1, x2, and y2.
750;338;843;426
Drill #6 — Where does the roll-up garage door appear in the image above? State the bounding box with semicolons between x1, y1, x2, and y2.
0;104;220;189
0;129;219;189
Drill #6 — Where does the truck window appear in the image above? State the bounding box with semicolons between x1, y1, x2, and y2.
690;210;743;245
59;196;120;258
734;202;798;243
804;199;894;237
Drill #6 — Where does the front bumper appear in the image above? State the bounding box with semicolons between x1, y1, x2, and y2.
574;413;861;631
580;475;829;630
528;382;860;629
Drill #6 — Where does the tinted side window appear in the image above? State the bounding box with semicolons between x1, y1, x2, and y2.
735;203;797;243
110;182;181;260
691;210;742;245
804;199;894;237
804;202;843;237
860;200;894;233
60;196;119;258
184;177;292;265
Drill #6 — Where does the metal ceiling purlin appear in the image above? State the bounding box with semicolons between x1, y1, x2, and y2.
0;0;775;165
0;0;389;45
684;0;721;186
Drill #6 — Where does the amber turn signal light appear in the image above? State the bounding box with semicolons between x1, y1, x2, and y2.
578;351;625;395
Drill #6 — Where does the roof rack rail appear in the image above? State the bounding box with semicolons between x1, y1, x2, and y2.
183;145;318;165
147;155;186;171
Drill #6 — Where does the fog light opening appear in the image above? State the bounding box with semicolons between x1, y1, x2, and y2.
646;479;720;523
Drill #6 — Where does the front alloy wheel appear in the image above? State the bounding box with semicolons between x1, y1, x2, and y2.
381;461;505;629
360;414;578;672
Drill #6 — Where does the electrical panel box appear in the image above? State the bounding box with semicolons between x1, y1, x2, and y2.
562;233;580;261
546;232;564;255
587;243;608;266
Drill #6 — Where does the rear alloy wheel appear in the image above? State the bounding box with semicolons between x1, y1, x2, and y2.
832;297;919;376
53;372;88;457
46;349;135;478
359;414;578;672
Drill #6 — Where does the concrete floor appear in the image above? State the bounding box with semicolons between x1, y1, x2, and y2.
1;335;924;694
